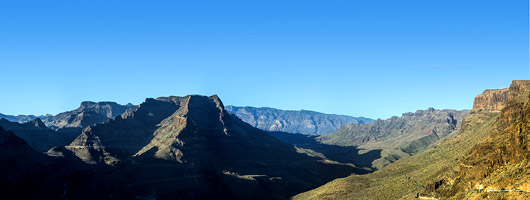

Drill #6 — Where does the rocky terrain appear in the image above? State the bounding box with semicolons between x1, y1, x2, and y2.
317;108;469;169
61;95;364;199
294;80;530;200
429;80;530;199
0;101;137;153
0;101;136;130
225;105;373;135
41;101;137;130
473;88;509;112
3;81;529;200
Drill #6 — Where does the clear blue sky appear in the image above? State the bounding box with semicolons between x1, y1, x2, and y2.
0;0;528;119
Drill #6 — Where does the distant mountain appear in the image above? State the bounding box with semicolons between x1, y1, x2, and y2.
318;108;469;169
0;113;45;123
41;101;137;130
0;100;136;152
66;95;363;199
0;118;78;152
225;105;374;135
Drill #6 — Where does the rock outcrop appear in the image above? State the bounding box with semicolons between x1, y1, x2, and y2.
508;80;530;102
472;89;509;112
470;80;530;112
225;105;374;135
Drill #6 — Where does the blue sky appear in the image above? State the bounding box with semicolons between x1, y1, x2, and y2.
0;0;528;119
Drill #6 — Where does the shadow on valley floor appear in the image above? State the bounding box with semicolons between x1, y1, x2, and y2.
269;131;382;172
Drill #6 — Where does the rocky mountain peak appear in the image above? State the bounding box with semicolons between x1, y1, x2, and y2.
28;118;47;128
183;95;229;136
79;101;97;108
508;80;530;102
76;101;126;118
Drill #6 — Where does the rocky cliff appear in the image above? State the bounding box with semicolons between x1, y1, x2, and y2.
225;105;374;135
472;88;509;112
470;81;529;112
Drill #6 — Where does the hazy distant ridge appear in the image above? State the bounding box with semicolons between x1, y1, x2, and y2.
226;105;374;135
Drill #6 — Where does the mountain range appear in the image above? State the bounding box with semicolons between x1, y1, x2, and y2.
1;81;529;199
261;108;469;171
225;105;374;135
0;113;44;123
0;101;137;153
0;95;364;199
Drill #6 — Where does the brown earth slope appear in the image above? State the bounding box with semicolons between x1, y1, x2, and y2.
294;80;529;200
430;80;530;199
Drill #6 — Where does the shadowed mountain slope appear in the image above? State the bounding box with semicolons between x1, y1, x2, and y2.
0;126;107;200
226;105;374;135
66;95;363;199
0;118;78;152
